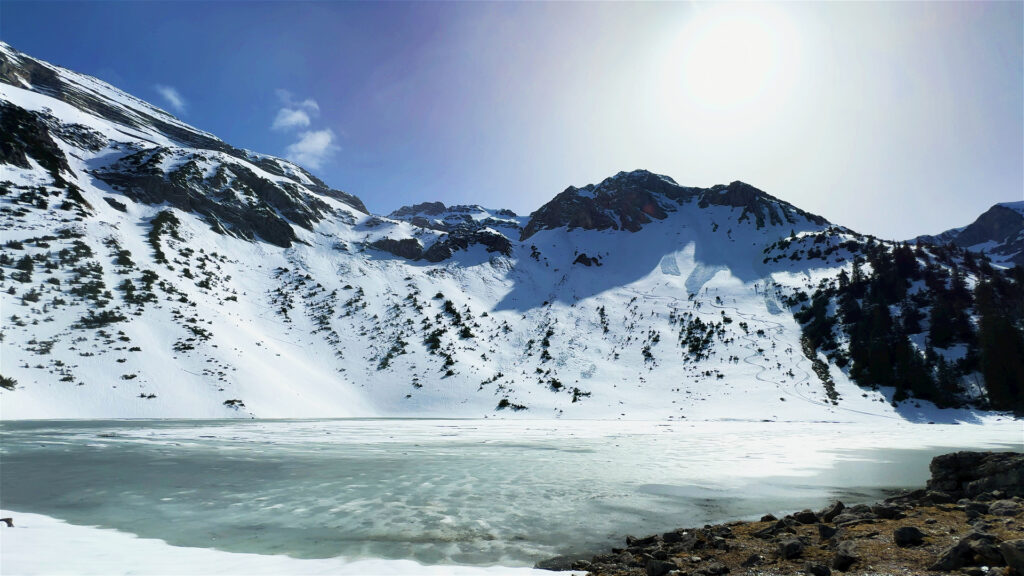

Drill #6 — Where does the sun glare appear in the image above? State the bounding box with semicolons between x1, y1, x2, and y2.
663;4;801;124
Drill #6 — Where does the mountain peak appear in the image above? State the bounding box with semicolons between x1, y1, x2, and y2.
521;171;827;239
917;200;1024;266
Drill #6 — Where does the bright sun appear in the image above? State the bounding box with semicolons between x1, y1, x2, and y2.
665;4;801;119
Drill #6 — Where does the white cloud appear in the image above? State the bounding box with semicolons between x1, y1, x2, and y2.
154;85;186;114
285;129;338;169
272;108;312;130
272;90;320;131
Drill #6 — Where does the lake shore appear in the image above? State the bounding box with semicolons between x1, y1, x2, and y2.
540;451;1024;576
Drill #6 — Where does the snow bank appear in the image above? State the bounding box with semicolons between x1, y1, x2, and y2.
0;510;575;576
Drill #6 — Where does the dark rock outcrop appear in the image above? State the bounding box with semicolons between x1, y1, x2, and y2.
388;202;520;234
389;201;447;220
370;238;423;259
697;180;828;229
927;451;1024;498
1;43;368;249
520;170;828;240
422;229;512;262
0;102;72;186
521;170;700;239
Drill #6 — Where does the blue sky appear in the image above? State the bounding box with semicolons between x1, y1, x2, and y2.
3;1;1021;239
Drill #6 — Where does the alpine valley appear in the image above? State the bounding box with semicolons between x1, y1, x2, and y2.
1;42;1022;421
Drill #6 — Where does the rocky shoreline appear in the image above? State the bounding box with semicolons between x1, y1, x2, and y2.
538;451;1024;576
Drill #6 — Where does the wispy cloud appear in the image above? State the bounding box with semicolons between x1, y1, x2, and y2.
272;108;312;131
155;84;186;114
272;89;320;131
285;129;339;170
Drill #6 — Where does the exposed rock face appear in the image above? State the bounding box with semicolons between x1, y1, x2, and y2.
369;237;424;260
385;202;519;261
95;150;337;248
573;253;602;267
0;102;72;185
0;47;232;155
1;44;366;250
927;451;1024;498
698;180;828;229
389;201;447;220
422;228;512;262
520;170;828;240
388;202;520;233
521;170;698;240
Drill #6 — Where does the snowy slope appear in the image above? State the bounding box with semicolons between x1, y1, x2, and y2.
0;42;1012;421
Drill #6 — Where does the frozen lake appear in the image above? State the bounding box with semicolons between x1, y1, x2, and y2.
1;419;1020;574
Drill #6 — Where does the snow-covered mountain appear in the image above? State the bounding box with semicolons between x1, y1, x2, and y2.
916;202;1024;267
1;42;1020;420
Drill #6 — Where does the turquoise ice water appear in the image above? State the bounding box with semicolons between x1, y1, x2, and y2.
0;419;1018;566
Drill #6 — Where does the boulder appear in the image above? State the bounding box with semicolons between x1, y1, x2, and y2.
817;523;838;541
794;509;820;524
999;539;1024;573
871;503;905;519
644;557;675;576
666;532;698;553
965;501;990;520
930;531;1004;571
989;499;1023;517
662;530;684;543
893;526;926;547
832;541;858;572
777;537;805;560
820;501;846;523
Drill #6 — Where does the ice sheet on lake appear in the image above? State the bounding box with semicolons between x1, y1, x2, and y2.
0;509;571;576
1;420;1019;573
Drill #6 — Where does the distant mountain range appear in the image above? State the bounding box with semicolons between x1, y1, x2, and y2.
1;42;1020;419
